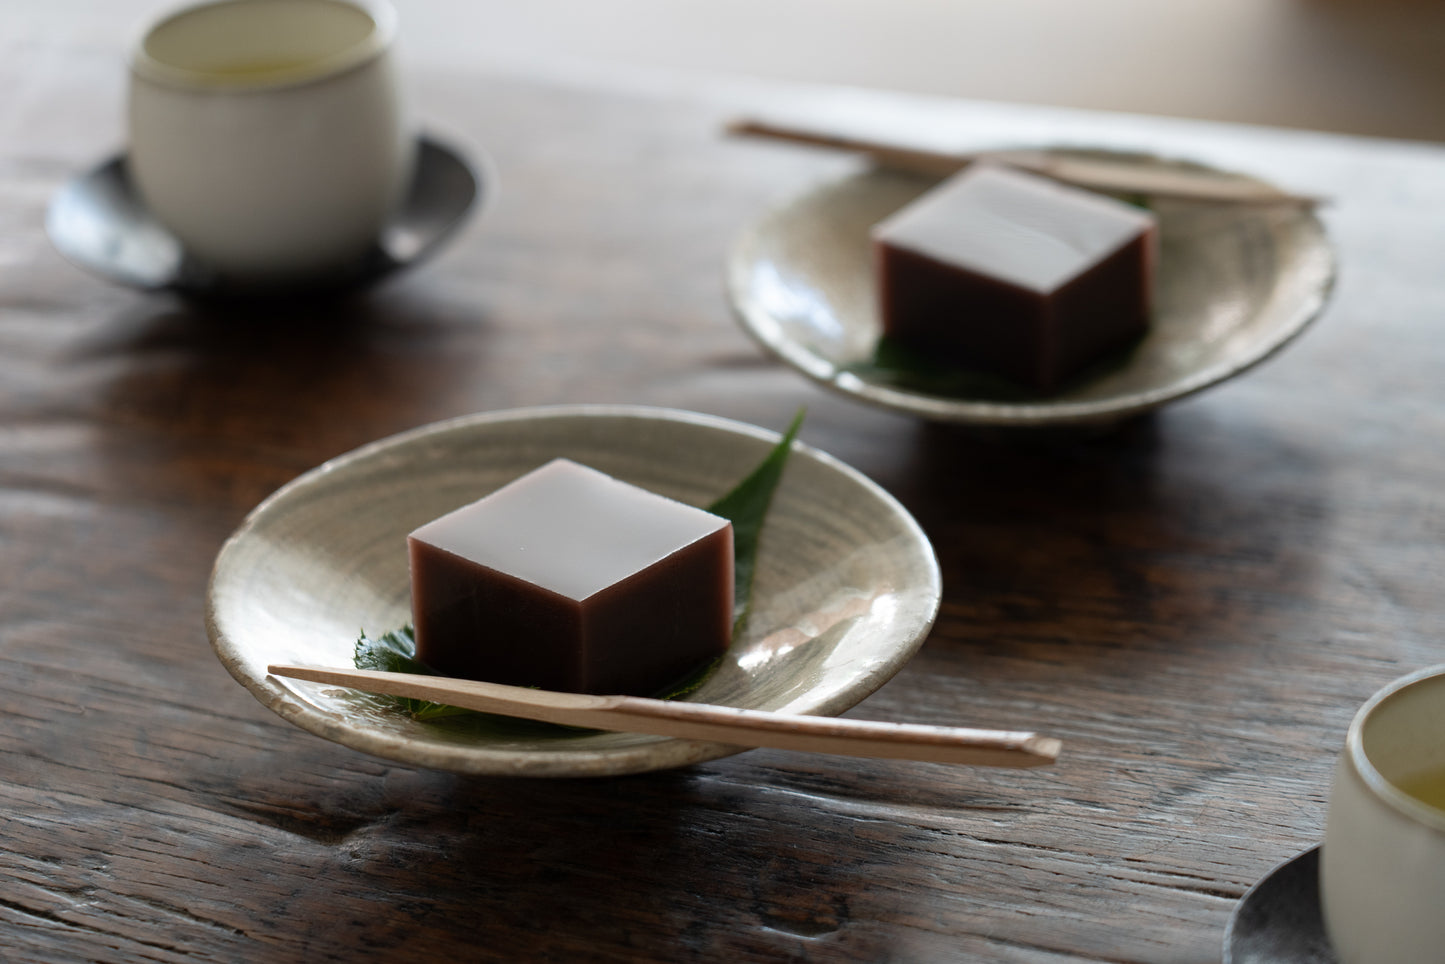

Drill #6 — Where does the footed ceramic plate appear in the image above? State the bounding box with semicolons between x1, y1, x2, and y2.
206;405;942;777
729;150;1336;427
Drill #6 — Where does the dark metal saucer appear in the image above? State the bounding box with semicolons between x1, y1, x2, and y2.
46;134;481;299
1224;846;1338;964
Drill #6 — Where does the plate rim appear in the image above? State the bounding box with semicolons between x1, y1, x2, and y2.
205;403;943;777
727;149;1337;426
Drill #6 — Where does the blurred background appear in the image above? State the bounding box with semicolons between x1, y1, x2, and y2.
8;0;1445;142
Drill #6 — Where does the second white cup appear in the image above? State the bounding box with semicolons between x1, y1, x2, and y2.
128;0;413;284
1320;664;1445;964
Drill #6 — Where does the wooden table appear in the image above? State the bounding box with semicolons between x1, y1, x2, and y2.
5;24;1445;964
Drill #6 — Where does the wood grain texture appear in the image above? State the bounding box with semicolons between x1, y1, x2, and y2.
4;20;1445;964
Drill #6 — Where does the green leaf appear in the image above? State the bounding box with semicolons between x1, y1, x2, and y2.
353;623;427;675
354;408;805;722
353;626;473;720
846;334;1142;400
353;627;572;730
845;336;1038;401
707;408;804;634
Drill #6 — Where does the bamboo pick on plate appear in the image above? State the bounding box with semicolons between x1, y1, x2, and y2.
268;664;1061;768
727;118;1323;208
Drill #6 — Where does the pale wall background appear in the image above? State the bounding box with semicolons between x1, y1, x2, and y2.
9;0;1445;142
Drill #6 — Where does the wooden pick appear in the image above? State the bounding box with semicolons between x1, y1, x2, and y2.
727;118;1323;207
268;664;1062;768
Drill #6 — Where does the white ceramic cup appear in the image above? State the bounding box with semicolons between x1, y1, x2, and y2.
128;0;412;284
1320;664;1445;964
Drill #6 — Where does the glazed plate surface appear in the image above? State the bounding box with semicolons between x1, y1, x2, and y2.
206;406;942;777
729;151;1335;426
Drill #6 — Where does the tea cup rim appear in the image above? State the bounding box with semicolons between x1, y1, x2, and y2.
129;0;396;93
1346;662;1445;834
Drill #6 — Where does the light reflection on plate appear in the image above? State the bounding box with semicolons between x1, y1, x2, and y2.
205;405;941;777
728;151;1335;427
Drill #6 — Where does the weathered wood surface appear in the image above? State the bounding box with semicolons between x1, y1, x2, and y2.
4;20;1445;964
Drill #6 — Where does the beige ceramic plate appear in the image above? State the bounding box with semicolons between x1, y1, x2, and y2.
729;152;1336;426
206;405;941;777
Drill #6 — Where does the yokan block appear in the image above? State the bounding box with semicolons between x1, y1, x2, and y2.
873;163;1157;391
408;459;734;695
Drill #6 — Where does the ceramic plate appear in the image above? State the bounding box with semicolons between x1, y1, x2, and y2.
206;405;942;777
1224;846;1337;963
728;151;1336;426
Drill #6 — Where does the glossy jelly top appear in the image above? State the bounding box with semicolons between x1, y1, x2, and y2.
409;458;730;601
873;163;1156;294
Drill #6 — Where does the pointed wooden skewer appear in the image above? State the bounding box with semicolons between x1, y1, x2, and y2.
727;118;1324;208
268;664;1061;768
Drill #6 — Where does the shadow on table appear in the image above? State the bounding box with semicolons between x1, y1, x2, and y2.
877;409;1334;666
207;755;960;956
60;285;497;511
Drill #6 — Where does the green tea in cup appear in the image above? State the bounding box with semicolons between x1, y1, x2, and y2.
1394;765;1445;812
